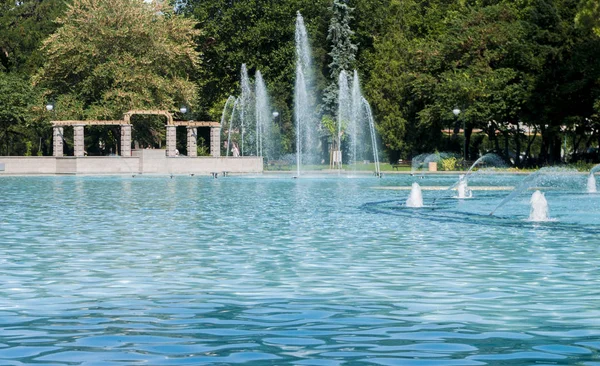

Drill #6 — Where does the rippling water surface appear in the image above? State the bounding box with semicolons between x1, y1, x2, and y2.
1;174;599;365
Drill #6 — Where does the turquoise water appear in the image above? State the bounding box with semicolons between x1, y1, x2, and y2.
1;174;599;365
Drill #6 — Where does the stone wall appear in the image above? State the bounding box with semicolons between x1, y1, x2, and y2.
0;157;57;174
0;151;263;175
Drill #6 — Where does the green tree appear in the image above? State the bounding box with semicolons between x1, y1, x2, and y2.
0;72;34;155
321;0;357;117
0;0;66;73
34;0;200;121
575;0;600;37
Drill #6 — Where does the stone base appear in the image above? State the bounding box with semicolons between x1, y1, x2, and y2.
0;151;263;175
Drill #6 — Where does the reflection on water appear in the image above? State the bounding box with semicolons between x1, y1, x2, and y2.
0;175;599;364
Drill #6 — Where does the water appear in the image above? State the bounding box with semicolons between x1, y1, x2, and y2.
239;64;252;157
406;182;424;208
336;70;350;172
490;167;579;216
529;190;550;221
362;97;381;177
295;12;318;175
1;174;600;365
255;71;271;159
587;173;596;193
587;164;600;193
456;175;472;199
339;71;381;177
222;96;237;157
411;153;449;174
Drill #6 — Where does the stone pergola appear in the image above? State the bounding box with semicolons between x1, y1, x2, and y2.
52;110;221;158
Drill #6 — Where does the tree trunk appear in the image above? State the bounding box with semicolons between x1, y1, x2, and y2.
504;131;510;163
525;126;538;165
465;125;473;161
514;123;521;167
549;134;562;164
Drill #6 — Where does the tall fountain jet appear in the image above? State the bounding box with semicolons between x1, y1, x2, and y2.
255;71;271;159
239;64;252;156
222;65;273;159
336;70;381;177
222;96;237;157
295;12;317;177
336;70;351;171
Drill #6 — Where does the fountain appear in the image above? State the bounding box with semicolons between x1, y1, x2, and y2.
294;13;381;178
294;12;318;176
362;97;381;177
336;70;351;172
456;174;472;199
443;153;506;199
406;182;424;208
255;71;272;160
334;70;381;176
239;64;252;156
410;153;447;175
529;190;549;221
222;66;274;159
587;173;597;193
587;164;600;193
222;96;237;157
490;167;579;216
464;153;507;177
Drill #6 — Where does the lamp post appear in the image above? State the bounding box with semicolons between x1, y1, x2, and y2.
45;102;56;156
453;108;465;162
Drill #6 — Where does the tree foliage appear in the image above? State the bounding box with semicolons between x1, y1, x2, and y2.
34;0;201;120
1;0;600;165
0;0;66;73
0;73;34;155
321;0;357;117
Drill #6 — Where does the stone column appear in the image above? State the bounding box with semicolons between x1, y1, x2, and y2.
73;124;85;157
210;127;221;157
166;125;177;156
53;127;64;157
187;127;197;157
121;124;132;157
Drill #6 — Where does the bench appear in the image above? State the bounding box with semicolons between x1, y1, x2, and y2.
392;160;411;170
267;160;291;170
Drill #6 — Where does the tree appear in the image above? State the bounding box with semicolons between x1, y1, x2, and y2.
0;72;34;155
321;0;357;117
0;0;66;73
34;0;200;121
575;0;600;37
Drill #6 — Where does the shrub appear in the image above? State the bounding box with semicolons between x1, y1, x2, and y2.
441;157;457;171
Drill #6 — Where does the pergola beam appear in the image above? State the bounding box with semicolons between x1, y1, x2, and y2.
52;120;125;126
51;110;221;157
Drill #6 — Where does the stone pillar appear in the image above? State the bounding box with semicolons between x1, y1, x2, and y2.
73;124;85;157
166;125;177;156
53;127;64;157
187;127;197;157
210;127;221;157
121;124;132;157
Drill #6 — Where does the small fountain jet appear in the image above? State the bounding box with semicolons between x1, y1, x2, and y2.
406;182;424;208
587;173;597;193
456;174;472;199
529;190;549;221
